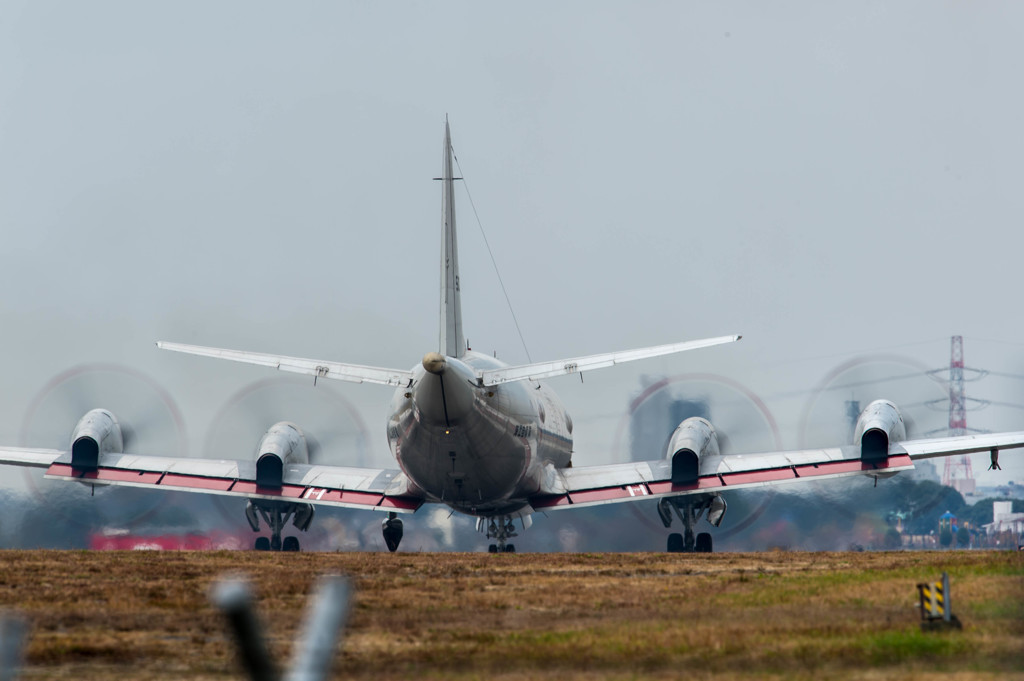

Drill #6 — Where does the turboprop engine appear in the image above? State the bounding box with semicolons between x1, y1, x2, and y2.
245;422;315;551
254;422;309;488
659;416;727;551
665;417;719;484
853;399;906;462
70;409;124;470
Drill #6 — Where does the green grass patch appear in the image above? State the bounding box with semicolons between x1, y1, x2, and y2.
854;628;972;664
968;597;1024;621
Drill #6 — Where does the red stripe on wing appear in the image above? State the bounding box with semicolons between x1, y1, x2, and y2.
46;464;155;484
379;495;424;511
721;467;797;486
230;481;306;498
531;494;571;509
161;474;235;491
647;476;724;495
792;454;913;479
46;463;81;478
569;485;650;504
882;454;913;468
298;488;383;506
45;463;422;511
549;454;916;506
95;469;163;484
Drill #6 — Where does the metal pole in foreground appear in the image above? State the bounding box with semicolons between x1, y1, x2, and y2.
942;572;951;624
0;613;28;681
211;579;278;681
285;576;352;681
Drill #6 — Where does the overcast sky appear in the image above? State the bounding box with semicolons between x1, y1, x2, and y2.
1;2;1022;495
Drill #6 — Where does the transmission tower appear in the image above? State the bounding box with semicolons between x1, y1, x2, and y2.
942;336;975;495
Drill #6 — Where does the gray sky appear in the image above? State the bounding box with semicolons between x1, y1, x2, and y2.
1;2;1023;493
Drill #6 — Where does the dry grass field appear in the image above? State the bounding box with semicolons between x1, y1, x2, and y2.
0;550;1021;680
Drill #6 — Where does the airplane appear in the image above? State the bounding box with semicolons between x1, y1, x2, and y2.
3;121;1024;553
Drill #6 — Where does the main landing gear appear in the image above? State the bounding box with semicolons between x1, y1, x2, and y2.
665;530;712;553
382;512;404;552
254;535;301;552
659;496;724;553
247;500;313;552
479;515;520;553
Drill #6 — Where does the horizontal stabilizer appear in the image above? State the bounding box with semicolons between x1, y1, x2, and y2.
156;342;414;387
479;335;741;386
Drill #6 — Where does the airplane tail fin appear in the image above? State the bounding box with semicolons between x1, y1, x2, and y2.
439;118;465;358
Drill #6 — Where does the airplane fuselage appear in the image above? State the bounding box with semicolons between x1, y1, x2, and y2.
387;351;572;516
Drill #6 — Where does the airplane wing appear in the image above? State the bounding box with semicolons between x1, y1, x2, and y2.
0;447;64;468
528;431;1024;511
479;335;741;386
894;431;1024;460
156;342;414;387
0;447;424;513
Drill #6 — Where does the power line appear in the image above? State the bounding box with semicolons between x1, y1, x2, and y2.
450;147;533;363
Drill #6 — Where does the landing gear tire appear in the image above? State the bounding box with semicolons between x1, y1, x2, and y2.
248;501;307;553
382;513;404;552
659;496;723;554
481;514;521;553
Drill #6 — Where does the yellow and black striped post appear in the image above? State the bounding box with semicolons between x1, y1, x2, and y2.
917;574;947;620
916;572;960;630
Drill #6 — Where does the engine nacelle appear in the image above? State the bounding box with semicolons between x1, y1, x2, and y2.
255;422;309;488
665;417;720;484
70;409;124;470
853;399;906;461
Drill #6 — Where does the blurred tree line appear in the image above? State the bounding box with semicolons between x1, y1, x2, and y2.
2;475;1022;551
